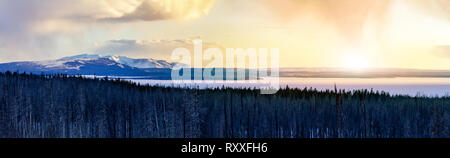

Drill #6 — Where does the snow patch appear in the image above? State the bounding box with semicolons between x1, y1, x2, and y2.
61;54;175;68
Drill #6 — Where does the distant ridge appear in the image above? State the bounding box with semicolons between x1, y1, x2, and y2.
278;67;450;78
60;54;177;68
0;54;178;77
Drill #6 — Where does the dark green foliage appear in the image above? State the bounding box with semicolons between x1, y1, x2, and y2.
0;71;448;138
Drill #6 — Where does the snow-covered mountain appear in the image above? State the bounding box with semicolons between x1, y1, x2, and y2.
61;54;177;69
0;54;178;77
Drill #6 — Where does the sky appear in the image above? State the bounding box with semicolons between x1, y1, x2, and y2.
0;0;450;69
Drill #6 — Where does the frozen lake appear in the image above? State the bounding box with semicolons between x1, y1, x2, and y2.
124;77;450;97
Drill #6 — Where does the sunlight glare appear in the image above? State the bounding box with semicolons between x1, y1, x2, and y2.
340;51;370;71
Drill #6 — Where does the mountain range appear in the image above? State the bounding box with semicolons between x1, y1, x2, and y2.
60;54;177;69
0;54;177;77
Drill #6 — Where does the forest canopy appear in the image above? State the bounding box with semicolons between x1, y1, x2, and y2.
0;71;448;138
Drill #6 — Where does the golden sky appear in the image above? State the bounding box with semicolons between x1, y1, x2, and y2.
0;0;450;69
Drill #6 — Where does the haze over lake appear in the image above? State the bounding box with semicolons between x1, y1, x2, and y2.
126;77;450;97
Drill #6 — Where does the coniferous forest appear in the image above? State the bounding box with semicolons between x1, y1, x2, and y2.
0;71;448;138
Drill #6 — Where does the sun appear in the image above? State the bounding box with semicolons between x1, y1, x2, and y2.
340;51;370;71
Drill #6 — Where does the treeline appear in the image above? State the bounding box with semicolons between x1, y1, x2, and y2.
0;71;448;138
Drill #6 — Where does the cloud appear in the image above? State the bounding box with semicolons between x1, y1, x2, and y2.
0;0;136;61
102;0;217;22
408;0;450;20
259;0;450;45
433;45;450;57
0;0;217;35
260;0;391;43
93;39;222;59
0;0;217;62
